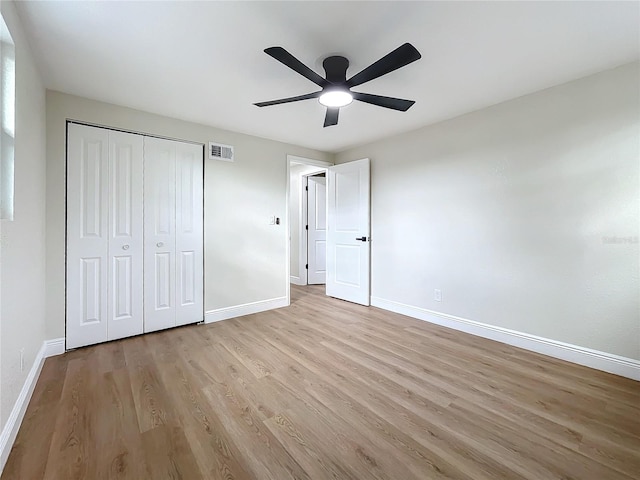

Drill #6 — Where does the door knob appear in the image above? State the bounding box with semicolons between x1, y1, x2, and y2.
122;244;129;250
355;237;368;242
157;242;164;247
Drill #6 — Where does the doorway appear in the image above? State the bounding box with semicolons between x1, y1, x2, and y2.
286;155;371;307
287;156;331;291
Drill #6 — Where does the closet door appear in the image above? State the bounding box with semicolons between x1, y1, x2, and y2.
144;137;177;333
108;131;144;341
68;127;203;346
67;124;110;349
144;137;203;332
175;142;204;326
67;125;145;348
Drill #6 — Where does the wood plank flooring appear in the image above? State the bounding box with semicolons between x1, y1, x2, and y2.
3;285;639;479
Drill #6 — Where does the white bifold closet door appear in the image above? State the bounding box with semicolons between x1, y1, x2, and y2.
67;123;144;349
67;124;203;349
143;137;203;333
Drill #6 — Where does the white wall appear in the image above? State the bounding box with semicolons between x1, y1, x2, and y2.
0;0;47;427
336;62;640;360
289;163;326;284
45;91;332;339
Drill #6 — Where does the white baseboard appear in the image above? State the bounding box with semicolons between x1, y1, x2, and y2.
371;296;640;381
0;338;65;473
44;337;65;357
290;276;305;286
205;296;289;323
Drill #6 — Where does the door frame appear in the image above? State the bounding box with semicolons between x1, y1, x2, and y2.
286;155;332;304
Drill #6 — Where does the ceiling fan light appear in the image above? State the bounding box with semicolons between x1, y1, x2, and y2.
319;90;353;108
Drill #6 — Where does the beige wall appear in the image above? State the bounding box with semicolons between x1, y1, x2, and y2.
45;91;332;339
0;1;47;427
336;62;640;360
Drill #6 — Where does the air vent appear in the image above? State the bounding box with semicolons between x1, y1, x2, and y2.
209;142;234;162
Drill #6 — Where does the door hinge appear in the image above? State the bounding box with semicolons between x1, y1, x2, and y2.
305;264;308;269
305;186;308;191
305;225;308;230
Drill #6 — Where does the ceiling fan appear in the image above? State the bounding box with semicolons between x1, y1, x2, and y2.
254;43;422;127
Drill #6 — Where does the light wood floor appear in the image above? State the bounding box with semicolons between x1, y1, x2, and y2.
3;285;639;480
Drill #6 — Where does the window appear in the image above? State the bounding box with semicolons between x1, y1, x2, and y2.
1;13;15;220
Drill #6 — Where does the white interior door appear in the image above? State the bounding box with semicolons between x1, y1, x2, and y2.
326;158;370;305
307;175;326;284
67;124;110;348
175;142;204;326
144;137;177;333
108;131;144;341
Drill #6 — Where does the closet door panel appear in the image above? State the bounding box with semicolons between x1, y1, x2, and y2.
108;131;144;341
144;137;177;332
175;143;204;326
66;124;110;349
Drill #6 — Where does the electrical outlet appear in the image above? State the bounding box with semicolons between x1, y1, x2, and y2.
20;348;25;372
434;289;442;302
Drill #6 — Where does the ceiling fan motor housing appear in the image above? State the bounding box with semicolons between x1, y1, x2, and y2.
323;56;350;84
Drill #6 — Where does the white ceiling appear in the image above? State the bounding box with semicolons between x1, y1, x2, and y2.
15;1;640;153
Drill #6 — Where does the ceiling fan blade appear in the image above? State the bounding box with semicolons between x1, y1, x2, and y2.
352;92;415;111
254;91;321;107
265;47;329;88
346;43;421;88
323;108;339;127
